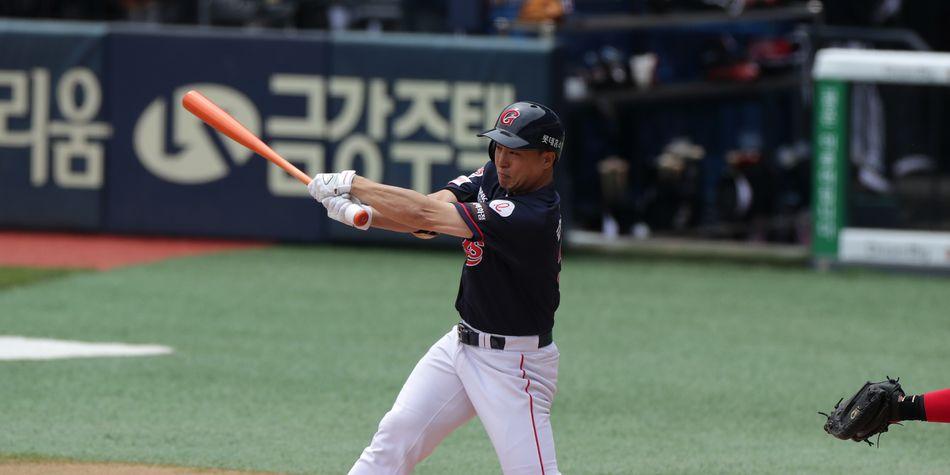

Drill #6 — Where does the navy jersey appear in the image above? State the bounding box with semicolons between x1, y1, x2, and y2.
442;161;562;336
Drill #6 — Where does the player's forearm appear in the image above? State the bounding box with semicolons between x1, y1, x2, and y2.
350;176;441;230
368;210;419;233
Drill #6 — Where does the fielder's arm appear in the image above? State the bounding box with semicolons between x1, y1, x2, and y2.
350;177;472;239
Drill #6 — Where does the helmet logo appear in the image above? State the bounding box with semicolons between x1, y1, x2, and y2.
500;108;520;125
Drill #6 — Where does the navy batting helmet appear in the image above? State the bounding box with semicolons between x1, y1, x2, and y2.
478;101;564;161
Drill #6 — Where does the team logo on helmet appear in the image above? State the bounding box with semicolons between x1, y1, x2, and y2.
500;108;520;125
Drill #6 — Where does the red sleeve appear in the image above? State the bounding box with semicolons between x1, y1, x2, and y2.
924;388;950;423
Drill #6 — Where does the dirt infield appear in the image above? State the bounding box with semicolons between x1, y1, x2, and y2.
0;461;275;475
0;232;266;270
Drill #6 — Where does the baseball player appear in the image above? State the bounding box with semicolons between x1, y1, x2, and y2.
308;101;565;475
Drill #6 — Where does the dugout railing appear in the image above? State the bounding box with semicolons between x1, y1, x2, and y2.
812;48;950;270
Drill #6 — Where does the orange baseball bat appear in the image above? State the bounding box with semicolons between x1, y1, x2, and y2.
181;90;369;228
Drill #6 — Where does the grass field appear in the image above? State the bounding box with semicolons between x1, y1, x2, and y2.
1;246;949;474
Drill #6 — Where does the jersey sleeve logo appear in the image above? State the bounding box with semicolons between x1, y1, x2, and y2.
470;167;484;178
472;202;488;221
500;109;520;125
488;199;515;217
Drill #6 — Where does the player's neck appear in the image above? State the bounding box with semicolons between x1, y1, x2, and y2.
508;172;553;196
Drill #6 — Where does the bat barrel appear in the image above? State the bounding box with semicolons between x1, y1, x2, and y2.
182;90;310;185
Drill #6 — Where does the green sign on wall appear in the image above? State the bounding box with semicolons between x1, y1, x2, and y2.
812;80;848;262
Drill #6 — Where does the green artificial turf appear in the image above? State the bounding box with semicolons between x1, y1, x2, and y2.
0;247;948;474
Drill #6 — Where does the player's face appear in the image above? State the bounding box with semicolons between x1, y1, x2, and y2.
494;144;552;193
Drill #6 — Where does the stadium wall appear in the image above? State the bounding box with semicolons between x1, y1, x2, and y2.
0;20;559;243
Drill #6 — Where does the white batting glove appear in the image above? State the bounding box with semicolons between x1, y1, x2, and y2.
308;170;356;202
322;195;374;231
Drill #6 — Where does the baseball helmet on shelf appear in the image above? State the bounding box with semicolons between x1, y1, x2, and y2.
478;101;564;161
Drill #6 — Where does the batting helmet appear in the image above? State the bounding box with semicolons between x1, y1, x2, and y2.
478;101;564;161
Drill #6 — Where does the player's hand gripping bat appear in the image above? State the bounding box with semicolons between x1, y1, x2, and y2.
181;90;369;228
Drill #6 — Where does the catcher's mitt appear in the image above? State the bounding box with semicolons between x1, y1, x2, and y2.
820;377;904;445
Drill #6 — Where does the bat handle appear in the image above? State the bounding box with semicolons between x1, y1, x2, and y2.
344;203;370;229
289;166;313;185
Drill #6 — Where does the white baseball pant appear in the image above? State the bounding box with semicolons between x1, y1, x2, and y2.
348;324;560;475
